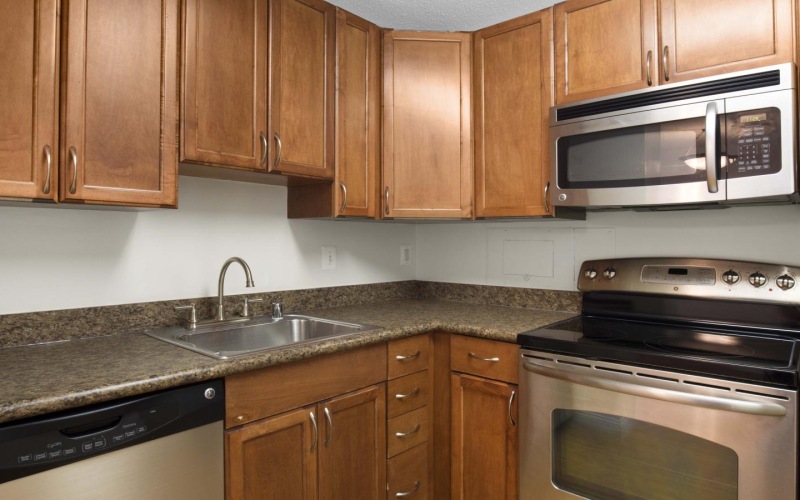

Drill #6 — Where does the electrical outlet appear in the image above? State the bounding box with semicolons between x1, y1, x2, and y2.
321;246;337;270
400;245;412;265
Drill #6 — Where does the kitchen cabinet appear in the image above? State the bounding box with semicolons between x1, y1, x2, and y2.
473;10;553;218
287;9;381;218
182;0;269;170
382;31;472;219
554;0;795;104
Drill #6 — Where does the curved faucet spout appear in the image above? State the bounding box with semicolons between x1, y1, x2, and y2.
217;257;255;321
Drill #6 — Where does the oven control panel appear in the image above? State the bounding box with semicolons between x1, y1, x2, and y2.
726;107;782;179
579;258;800;303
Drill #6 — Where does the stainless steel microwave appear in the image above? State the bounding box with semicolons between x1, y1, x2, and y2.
549;64;797;209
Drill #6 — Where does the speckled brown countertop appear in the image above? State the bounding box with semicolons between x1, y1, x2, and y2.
0;299;576;425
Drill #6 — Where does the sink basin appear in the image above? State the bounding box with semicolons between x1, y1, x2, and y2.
144;314;381;359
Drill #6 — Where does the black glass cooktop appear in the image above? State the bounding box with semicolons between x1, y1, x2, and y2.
518;316;800;388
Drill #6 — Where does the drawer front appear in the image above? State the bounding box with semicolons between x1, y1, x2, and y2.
450;335;519;384
387;442;429;499
388;334;430;379
387;406;429;458
387;370;429;418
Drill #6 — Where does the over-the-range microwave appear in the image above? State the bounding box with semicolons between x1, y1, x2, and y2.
549;63;797;209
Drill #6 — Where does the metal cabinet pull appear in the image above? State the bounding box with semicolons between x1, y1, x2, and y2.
508;390;516;427
384;187;389;215
645;50;653;86
395;424;420;438
339;181;347;213
468;352;500;362
42;145;52;194
68;146;78;194
705;102;719;193
323;407;332;446
309;411;318;452
396;481;420;497
395;388;420;400
273;133;282;169
662;46;670;82
259;132;268;168
544;181;550;213
395;351;420;361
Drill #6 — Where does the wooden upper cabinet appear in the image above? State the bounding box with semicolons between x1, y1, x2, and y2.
60;0;178;207
182;0;269;170
554;0;658;104
0;0;58;201
268;0;335;179
660;0;795;83
474;10;553;218
383;31;472;219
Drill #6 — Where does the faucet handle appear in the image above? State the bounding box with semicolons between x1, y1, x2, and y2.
174;304;197;330
271;302;283;319
242;297;263;318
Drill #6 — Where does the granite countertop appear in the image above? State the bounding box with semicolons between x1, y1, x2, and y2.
0;299;576;425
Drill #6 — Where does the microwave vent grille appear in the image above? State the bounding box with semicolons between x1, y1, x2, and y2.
556;69;781;122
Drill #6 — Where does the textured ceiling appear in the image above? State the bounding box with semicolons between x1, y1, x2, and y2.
326;0;560;32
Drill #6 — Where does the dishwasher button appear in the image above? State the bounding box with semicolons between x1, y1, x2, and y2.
17;454;32;464
33;452;47;462
81;442;93;452
124;430;136;439
63;447;77;456
48;450;62;459
137;425;147;434
112;434;125;443
93;437;106;449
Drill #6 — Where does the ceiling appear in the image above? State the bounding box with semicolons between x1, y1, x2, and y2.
326;0;559;32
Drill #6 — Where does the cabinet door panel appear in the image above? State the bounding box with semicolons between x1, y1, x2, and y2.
0;0;58;199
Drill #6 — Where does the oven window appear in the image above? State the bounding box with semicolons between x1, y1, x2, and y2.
552;410;738;499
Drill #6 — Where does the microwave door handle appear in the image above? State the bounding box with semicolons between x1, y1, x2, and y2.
705;102;719;193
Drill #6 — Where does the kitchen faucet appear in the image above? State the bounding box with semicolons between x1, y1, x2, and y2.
216;257;255;321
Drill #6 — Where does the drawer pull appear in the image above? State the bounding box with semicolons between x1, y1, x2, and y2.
323;406;332;447
395;351;420;361
395;388;420;400
395;424;421;438
309;411;318;452
396;481;420;497
468;352;500;362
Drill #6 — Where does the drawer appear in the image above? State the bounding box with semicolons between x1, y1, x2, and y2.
450;335;519;384
387;442;429;499
387;406;429;458
387;370;429;418
388;334;430;379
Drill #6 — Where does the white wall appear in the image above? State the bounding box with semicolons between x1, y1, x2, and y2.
0;176;416;315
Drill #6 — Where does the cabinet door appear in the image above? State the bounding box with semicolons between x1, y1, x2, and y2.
0;0;58;200
182;0;268;170
268;0;335;179
226;406;318;500
383;31;472;219
60;0;178;207
318;384;386;500
554;0;658;104
474;10;552;218
451;374;518;500
660;0;794;83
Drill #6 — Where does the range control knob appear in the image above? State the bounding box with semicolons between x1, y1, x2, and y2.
748;272;767;288
776;275;796;290
584;268;598;280
602;268;616;280
721;270;740;285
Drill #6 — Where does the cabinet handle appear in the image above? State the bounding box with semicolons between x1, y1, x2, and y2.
259;132;268;168
339;181;347;213
309;411;318;452
42;145;52;194
396;481;420;497
68;146;78;194
323;406;332;447
508;390;516;427
468;352;500;362
645;50;653;86
662;46;670;82
395;351;420;361
395;388;420;400
395;424;420;438
384;187;389;215
544;181;550;213
273;133;282;169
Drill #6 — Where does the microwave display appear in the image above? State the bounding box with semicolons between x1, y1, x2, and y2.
726;107;781;179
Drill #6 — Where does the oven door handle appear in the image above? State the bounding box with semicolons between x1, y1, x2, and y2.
522;360;787;417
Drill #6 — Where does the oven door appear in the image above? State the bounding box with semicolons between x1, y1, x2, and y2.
519;351;797;500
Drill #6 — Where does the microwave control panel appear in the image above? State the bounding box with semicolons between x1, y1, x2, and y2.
726;107;781;178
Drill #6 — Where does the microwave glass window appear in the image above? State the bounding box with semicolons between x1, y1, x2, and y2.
551;410;738;500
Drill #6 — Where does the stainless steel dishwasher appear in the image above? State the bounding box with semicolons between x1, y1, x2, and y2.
0;379;224;500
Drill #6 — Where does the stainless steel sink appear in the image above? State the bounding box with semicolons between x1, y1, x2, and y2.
144;314;381;359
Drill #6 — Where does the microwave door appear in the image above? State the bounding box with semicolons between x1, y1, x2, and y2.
551;99;727;207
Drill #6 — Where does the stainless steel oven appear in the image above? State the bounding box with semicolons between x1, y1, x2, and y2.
549;64;797;208
518;258;800;499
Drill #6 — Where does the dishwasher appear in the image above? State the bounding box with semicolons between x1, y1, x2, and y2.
0;379;224;500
